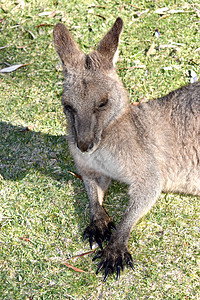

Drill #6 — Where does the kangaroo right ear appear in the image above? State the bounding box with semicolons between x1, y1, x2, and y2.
53;23;83;69
97;17;123;66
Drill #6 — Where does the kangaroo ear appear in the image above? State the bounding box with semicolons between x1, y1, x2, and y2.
53;23;83;68
97;17;123;66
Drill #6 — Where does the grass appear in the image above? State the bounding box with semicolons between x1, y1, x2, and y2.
0;0;200;299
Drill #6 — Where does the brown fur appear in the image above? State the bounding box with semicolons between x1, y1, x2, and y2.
53;17;200;281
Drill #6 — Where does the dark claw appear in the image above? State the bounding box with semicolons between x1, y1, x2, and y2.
116;257;124;271
116;266;120;281
96;262;104;274
103;268;111;282
92;250;103;261
93;247;134;281
128;261;135;271
125;252;133;262
89;237;93;249
83;230;88;242
96;238;103;250
124;251;134;270
106;233;111;242
83;219;115;251
121;262;124;271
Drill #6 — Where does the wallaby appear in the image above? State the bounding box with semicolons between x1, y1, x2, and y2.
53;17;200;281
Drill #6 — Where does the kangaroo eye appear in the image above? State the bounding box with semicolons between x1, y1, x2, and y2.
99;98;109;108
63;103;75;112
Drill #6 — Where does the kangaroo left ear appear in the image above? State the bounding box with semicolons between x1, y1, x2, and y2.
97;17;123;66
53;23;84;70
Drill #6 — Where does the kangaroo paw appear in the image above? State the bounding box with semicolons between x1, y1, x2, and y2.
83;218;116;250
93;244;134;281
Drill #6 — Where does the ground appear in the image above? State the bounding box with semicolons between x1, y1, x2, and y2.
0;0;200;299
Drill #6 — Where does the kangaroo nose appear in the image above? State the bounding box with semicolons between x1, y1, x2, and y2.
77;139;94;152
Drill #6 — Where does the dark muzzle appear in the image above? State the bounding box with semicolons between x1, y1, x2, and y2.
77;139;94;152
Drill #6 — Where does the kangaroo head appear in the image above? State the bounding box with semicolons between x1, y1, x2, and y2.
53;18;129;153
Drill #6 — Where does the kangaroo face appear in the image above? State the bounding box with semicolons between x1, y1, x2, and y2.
53;18;128;153
62;69;128;153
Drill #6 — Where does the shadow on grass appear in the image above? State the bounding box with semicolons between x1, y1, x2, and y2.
0;121;72;181
0;121;128;241
0;121;86;228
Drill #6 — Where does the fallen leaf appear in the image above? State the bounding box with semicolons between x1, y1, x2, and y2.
162;65;180;71
62;262;86;273
139;9;149;16
39;11;51;16
38;11;56;17
48;11;56;18
170;42;185;46
155;7;169;14
169;9;185;14
146;41;156;56
0;64;29;73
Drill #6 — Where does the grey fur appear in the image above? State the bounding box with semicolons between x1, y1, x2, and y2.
53;17;200;281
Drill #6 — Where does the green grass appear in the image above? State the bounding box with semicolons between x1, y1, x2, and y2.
0;0;200;299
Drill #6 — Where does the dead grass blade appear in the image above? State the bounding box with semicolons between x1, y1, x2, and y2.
62;262;86;273
70;250;95;259
67;171;82;180
20;237;33;244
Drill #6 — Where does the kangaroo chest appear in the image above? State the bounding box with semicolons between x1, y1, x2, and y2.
72;146;128;182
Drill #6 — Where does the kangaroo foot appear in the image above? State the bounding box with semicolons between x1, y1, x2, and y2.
93;244;134;281
83;217;115;250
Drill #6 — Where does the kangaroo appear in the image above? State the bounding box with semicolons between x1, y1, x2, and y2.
53;17;200;281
